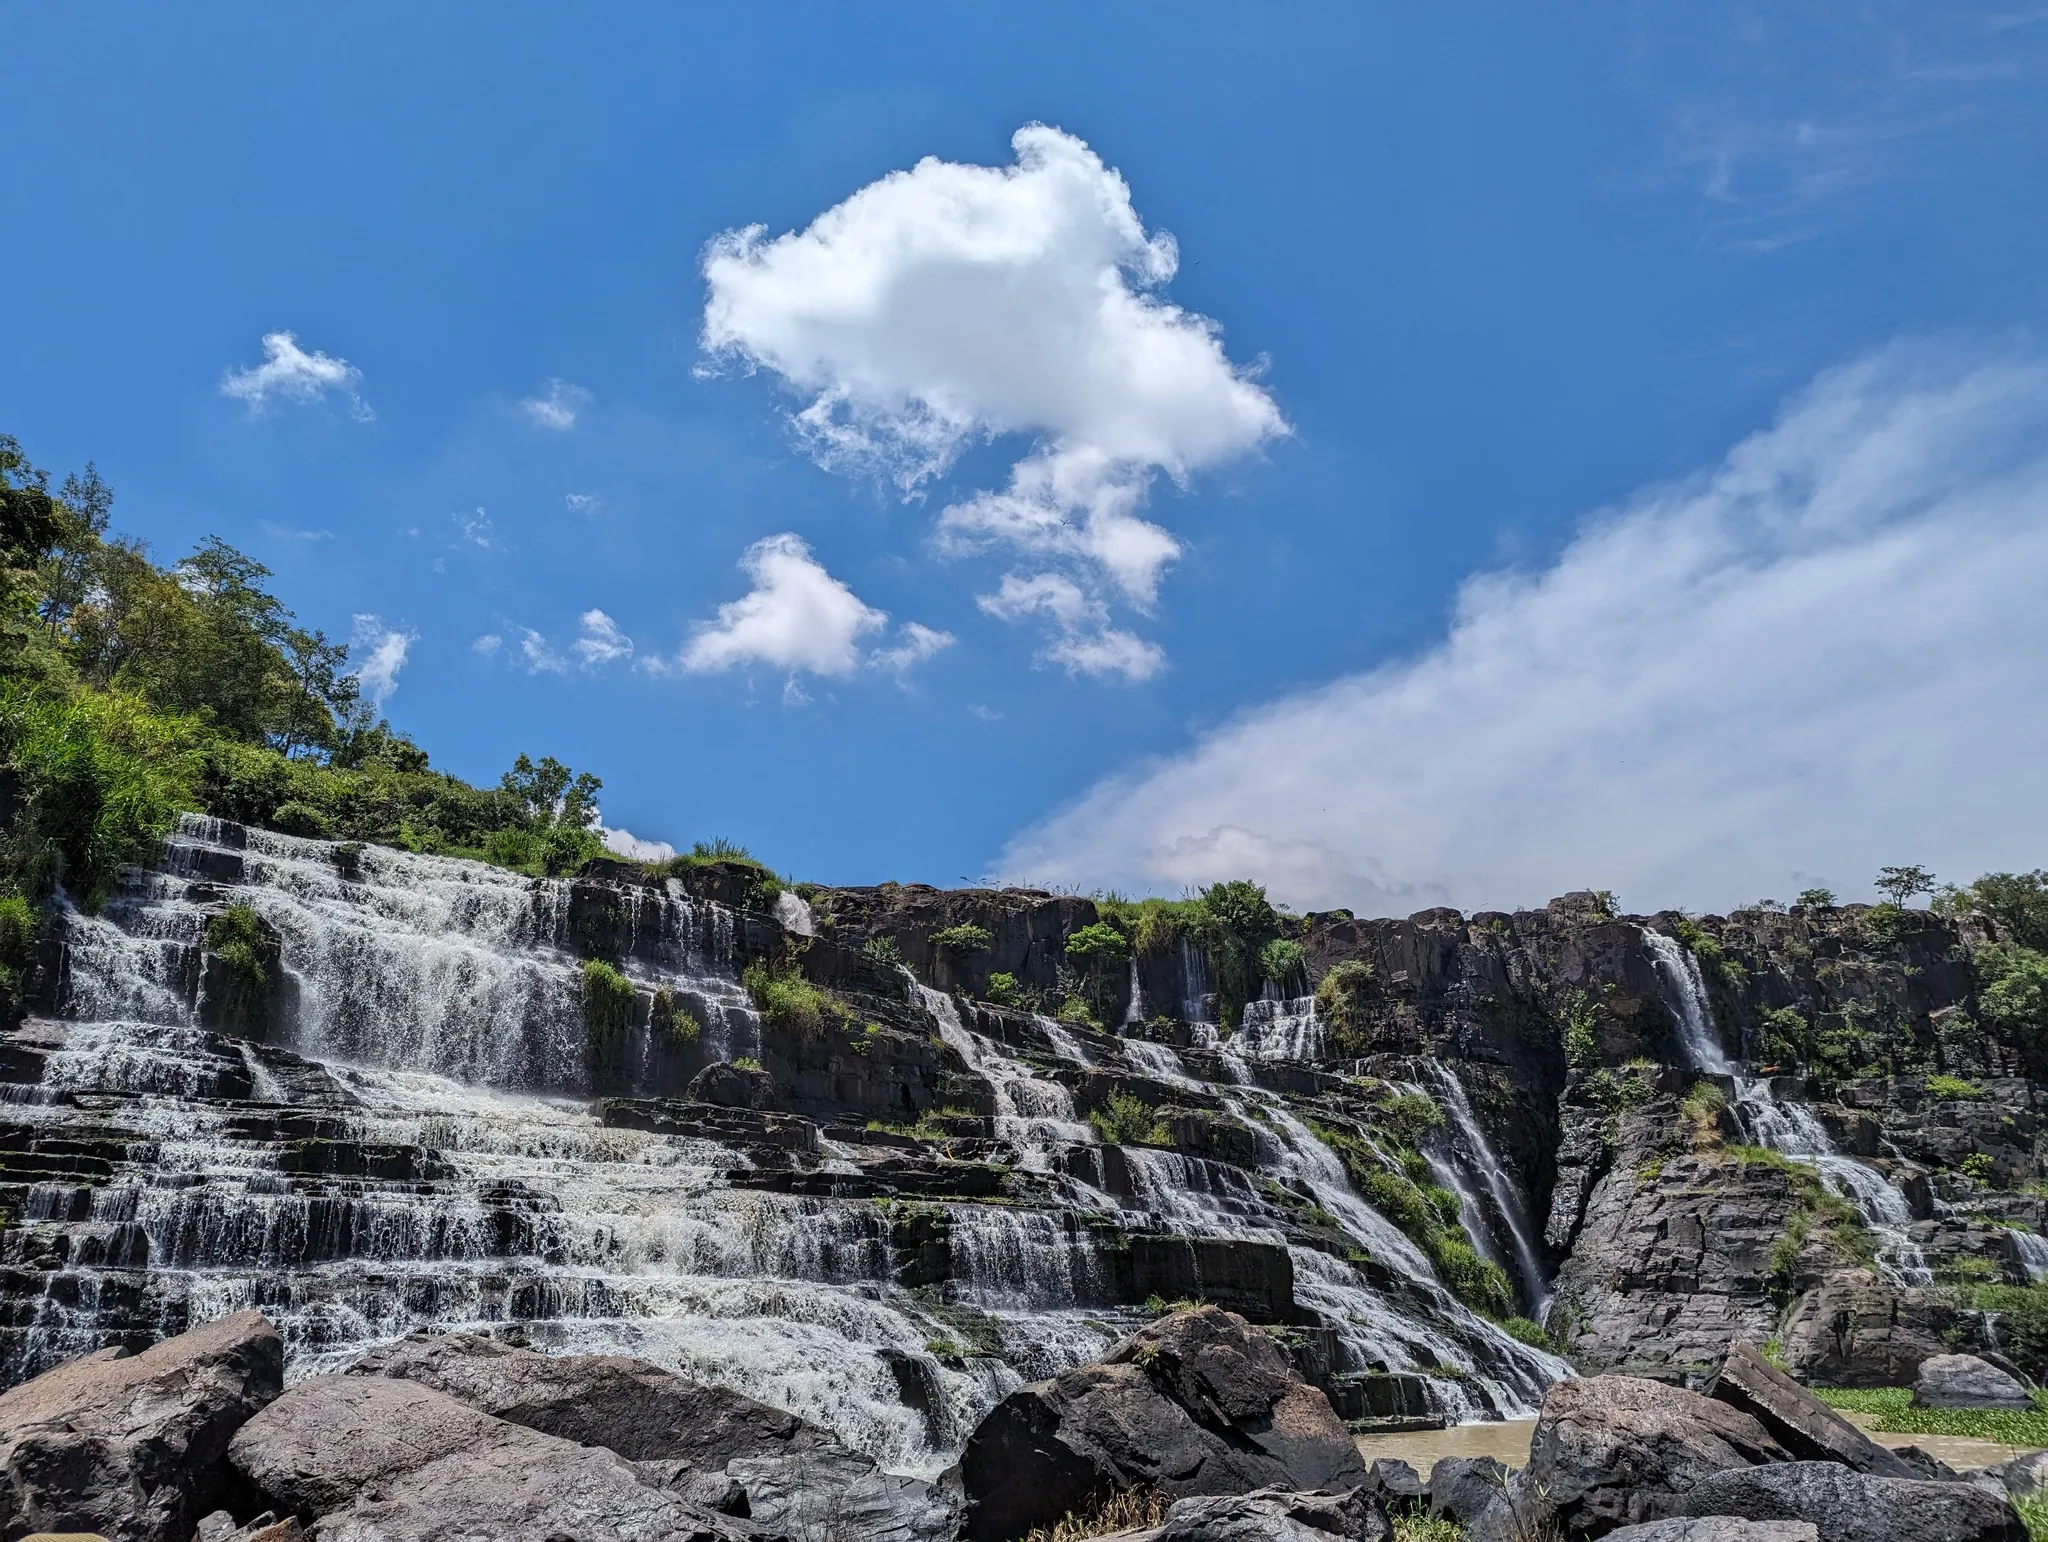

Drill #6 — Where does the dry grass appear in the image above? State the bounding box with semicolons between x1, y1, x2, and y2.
1019;1489;1169;1542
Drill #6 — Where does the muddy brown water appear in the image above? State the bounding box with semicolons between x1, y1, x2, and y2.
1354;1416;2033;1480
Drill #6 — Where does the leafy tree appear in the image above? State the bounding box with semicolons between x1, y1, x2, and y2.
1259;936;1305;987
1945;871;2048;950
1192;879;1280;1033
1875;865;1936;907
1795;887;1837;909
1315;959;1377;1057
500;753;602;831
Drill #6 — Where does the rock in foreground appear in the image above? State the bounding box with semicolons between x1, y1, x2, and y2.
1912;1355;2035;1412
1526;1374;1791;1535
1154;1486;1391;1542
959;1306;1369;1542
1706;1341;1914;1476
1672;1461;2027;1542
0;1309;282;1542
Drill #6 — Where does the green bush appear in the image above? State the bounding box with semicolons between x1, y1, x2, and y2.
984;971;1024;1008
1431;1235;1515;1319
932;922;993;955
1259;937;1305;985
1088;1089;1171;1146
862;935;902;968
269;799;333;839
0;894;37;989
1561;989;1600;1067
205;903;275;1033
1055;994;1099;1028
1926;1073;1985;1101
1374;1090;1446;1148
1065;922;1130;965
743;961;838;1037
1314;959;1376;1056
1495;1316;1554;1352
581;958;637;1045
649;986;701;1045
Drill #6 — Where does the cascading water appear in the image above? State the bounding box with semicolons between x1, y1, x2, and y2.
1417;1066;1551;1316
1642;929;1728;1074
1733;1079;1932;1286
1234;996;1323;1062
2010;1229;2048;1283
1;814;1575;1474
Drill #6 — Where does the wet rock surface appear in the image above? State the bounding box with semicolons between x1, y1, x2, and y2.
1671;1462;2028;1542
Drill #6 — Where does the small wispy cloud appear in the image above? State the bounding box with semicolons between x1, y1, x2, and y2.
349;615;417;706
572;609;633;668
522;379;592;431
871;621;955;677
520;629;567;675
220;332;373;420
472;634;502;656
977;571;1163;682
261;522;333;543
453;508;496;550
564;492;602;516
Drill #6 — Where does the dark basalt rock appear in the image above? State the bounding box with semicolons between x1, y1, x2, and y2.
688;1059;776;1110
1706;1340;1914;1476
958;1306;1369;1542
1604;1522;1818;1542
1779;1271;1958;1388
1912;1354;2034;1411
1428;1456;1510;1523
1670;1462;2027;1542
0;1309;282;1542
1526;1375;1791;1536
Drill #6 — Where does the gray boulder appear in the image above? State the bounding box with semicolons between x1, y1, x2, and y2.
1368;1459;1422;1504
1672;1462;2026;1542
228;1373;755;1542
1156;1487;1391;1542
1707;1340;1915;1476
352;1333;956;1542
0;1309;283;1542
1526;1374;1791;1535
351;1332;840;1465
1428;1456;1509;1524
1605;1522;1817;1542
1780;1271;1956;1388
959;1305;1369;1542
1996;1449;2048;1497
1914;1355;2035;1411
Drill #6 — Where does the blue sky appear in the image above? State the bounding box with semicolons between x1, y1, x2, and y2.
5;4;2046;913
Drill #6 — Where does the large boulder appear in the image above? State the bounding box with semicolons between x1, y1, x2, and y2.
1526;1375;1790;1536
228;1374;754;1542
1155;1487;1392;1542
0;1309;282;1542
1913;1355;2034;1411
351;1333;956;1542
1671;1462;2027;1542
350;1332;840;1465
959;1306;1369;1542
1779;1271;1956;1388
1706;1341;1915;1476
1428;1457;1510;1524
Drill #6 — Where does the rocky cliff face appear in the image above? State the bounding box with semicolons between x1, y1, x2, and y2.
0;825;2039;1487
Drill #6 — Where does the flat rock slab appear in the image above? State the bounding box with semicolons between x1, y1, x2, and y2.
1708;1340;1914;1476
228;1374;752;1542
0;1310;283;1542
1914;1356;2036;1412
1674;1461;2028;1542
1606;1521;1818;1542
1155;1487;1390;1542
1527;1375;1791;1535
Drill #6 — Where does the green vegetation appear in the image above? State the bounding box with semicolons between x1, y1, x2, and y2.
1391;1516;1462;1542
1939;870;2048;948
580;958;637;1047
1258;936;1305;986
0;893;38;999
1875;864;1937;907
1954;1284;2048;1380
1755;1007;1809;1067
861;935;902;968
1064;920;1130;1021
1679;1080;1728;1145
1810;1385;2048;1448
1926;1073;1985;1101
983;971;1024;1008
1315;959;1377;1057
731;1055;763;1072
931;922;993;955
1744;1152;1875;1294
1977;943;2048;1058
1088;1089;1171;1147
649;986;700;1046
1561;989;1600;1068
742;960;839;1037
204;902;274;1033
1495;1315;1555;1352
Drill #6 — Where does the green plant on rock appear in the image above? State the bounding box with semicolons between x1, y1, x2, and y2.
649;986;701;1046
1259;936;1305;988
1064;921;1130;1021
1926;1073;1985;1101
1314;959;1377;1057
1561;989;1600;1068
205;903;275;1033
931;922;993;955
1495;1315;1554;1352
1192;879;1280;1033
743;960;839;1037
1795;887;1837;909
1875;865;1937;907
1962;1152;1996;1183
1056;993;1100;1029
983;971;1024;1008
1756;1007;1809;1067
1373;1090;1446;1148
0;894;37;996
862;935;902;968
732;1055;763;1072
1088;1089;1171;1147
580;958;637;1048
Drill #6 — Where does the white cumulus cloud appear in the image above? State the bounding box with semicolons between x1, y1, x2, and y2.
523;379;592;430
221;332;372;420
999;345;2048;915
872;621;956;677
520;629;567;675
977;571;1164;681
600;823;676;863
701;123;1284;667
349;616;417;707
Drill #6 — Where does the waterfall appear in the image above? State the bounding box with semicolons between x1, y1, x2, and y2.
1419;1066;1551;1316
2011;1229;2048;1283
1179;938;1214;1025
1734;1079;1931;1286
1642;929;1728;1074
1124;957;1144;1026
1232;997;1323;1062
1;815;1578;1468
